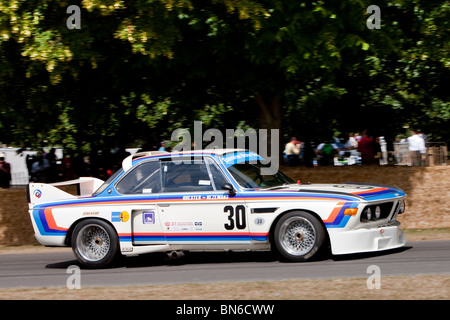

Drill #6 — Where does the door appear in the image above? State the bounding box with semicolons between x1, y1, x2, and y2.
158;157;250;247
115;160;166;245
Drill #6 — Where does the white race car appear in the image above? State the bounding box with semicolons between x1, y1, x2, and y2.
28;149;406;268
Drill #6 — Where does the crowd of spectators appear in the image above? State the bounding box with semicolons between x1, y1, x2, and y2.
0;129;434;188
284;129;429;167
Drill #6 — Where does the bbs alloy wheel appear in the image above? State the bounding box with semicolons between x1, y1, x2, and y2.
71;219;119;268
274;211;325;262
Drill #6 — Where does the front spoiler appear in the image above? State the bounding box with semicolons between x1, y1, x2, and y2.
329;225;406;255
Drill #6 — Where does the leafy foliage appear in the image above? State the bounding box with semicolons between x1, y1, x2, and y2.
0;0;448;160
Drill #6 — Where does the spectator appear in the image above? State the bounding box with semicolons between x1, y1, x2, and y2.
407;129;426;166
284;137;300;166
0;152;11;188
46;148;59;182
316;139;339;165
302;140;316;167
31;154;50;182
418;130;427;147
339;133;356;151
358;130;375;164
348;133;359;149
158;141;166;152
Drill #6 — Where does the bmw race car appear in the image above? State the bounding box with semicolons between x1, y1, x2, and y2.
28;149;406;268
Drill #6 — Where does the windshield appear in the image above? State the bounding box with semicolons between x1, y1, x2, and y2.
227;162;294;189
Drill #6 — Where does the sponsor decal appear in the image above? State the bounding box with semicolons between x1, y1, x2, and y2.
254;217;265;226
112;211;129;222
143;211;155;224
198;180;211;186
120;211;129;222
34;189;42;198
221;151;262;167
165;221;203;231
112;212;121;222
183;195;202;200
83;211;99;216
182;194;229;201
206;194;229;200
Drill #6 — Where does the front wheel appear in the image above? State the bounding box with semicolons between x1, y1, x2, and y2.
71;219;120;268
273;211;325;262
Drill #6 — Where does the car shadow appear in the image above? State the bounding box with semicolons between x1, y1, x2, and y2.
46;259;80;269
123;250;281;268
46;250;280;269
46;245;413;269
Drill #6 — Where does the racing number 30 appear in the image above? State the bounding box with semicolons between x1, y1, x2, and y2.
224;205;246;230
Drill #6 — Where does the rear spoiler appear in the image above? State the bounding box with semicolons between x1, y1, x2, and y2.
27;177;104;205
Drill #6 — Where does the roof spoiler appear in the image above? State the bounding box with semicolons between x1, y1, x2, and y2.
122;151;169;172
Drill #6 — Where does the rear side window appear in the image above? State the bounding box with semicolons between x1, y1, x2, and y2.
161;160;214;192
116;161;161;194
93;169;123;195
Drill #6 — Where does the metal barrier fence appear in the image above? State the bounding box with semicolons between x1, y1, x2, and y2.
427;142;448;166
393;142;447;166
11;171;30;186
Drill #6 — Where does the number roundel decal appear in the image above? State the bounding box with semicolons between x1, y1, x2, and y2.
224;205;246;230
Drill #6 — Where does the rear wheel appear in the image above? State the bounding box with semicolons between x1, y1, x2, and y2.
71;219;120;268
274;211;325;262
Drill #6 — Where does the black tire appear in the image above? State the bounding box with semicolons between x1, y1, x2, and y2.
273;211;325;262
71;219;120;268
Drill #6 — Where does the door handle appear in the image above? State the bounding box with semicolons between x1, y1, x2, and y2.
158;203;170;207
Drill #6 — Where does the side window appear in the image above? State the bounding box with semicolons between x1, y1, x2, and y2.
116;161;161;194
206;158;230;190
162;160;214;192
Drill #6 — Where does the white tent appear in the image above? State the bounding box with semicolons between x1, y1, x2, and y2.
0;148;63;186
0;148;33;185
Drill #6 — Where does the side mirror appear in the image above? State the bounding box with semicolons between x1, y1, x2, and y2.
221;183;236;197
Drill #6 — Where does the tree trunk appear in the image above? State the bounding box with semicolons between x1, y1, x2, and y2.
255;93;283;163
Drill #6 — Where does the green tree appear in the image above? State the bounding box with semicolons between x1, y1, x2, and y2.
0;0;448;161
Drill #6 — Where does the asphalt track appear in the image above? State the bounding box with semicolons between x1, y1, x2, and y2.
0;240;449;289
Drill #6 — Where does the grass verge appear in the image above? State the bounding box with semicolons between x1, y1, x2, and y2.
1;275;448;300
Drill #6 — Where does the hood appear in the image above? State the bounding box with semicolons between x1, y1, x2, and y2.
265;183;405;201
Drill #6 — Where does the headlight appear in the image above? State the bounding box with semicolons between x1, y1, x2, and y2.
374;206;381;219
361;207;372;222
366;207;372;220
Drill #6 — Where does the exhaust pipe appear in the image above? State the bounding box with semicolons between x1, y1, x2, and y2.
166;251;185;260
